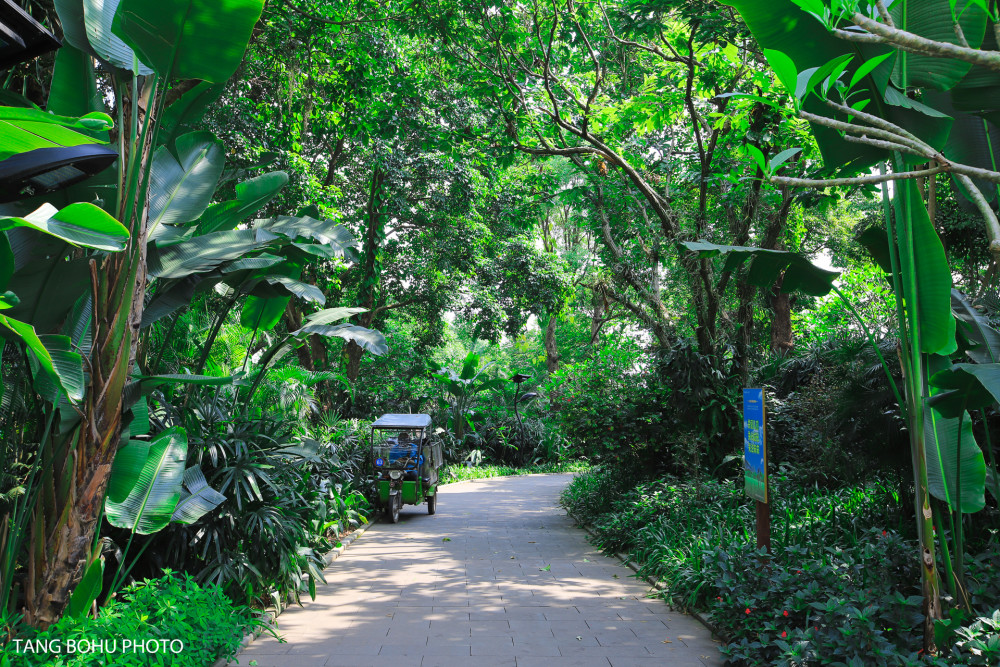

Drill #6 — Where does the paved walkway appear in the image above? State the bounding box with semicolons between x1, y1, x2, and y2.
235;473;722;667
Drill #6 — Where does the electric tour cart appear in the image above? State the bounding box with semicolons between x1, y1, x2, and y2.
370;414;443;523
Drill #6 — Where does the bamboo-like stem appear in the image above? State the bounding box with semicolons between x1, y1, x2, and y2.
937;500;957;597
955;409;966;593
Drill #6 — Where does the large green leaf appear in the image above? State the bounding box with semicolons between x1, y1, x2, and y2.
889;0;987;91
48;44;104;123
241;295;290;332
924;403;986;513
297;323;389;355
27;335;86;405
929;363;1000;416
724;0;893;172
195;171;289;235
147;228;274;279
135;373;233;387
112;0;265;83
952;290;1000;363
256;215;359;254
65;557;104;619
4;250;90;335
924;357;988;514
159;81;226;150
924;92;1000;204
899;180;957;355
54;0;151;73
76;0;154;73
0;315;84;403
148;131;225;232
680;240;840;296
139;276;200;328
303;307;368;326
0;106;113;161
238;262;322;332
0;203;129;251
170;466;225;524
0;234;12;291
105;427;187;535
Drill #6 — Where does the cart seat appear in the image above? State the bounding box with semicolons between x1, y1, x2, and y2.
388;442;418;463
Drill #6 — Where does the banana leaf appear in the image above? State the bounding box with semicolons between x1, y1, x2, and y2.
105;427;187;535
0;202;128;251
112;0;265;83
680;240;840;296
924;357;988;513
170;467;225;525
952;290;1000;364
147;131;225;231
195;171;289;235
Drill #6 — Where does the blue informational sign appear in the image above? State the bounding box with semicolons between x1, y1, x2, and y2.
743;388;768;503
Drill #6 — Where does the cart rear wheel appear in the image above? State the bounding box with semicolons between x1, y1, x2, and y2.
386;495;400;523
427;491;436;515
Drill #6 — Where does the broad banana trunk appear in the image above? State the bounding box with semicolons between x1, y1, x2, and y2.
24;85;156;626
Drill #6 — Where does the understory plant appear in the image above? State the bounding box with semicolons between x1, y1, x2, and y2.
561;466;1000;666
4;571;264;667
129;389;371;611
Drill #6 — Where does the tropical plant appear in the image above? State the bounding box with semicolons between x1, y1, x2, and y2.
714;0;1000;649
429;352;506;443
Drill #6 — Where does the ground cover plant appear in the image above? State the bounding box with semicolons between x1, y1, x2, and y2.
2;571;264;667
562;467;1000;666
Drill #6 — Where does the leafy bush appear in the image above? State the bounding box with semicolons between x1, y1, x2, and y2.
546;337;740;469
439;459;590;483
759;337;909;487
132;390;371;611
561;466;999;666
3;572;263;667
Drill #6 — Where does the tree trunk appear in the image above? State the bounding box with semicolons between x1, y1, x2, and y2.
284;301;315;371
544;314;559;372
25;79;159;626
345;167;385;384
590;292;605;344
734;277;755;387
769;275;794;355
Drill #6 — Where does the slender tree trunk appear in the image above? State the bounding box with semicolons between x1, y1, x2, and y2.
345;167;385;384
734;277;755;387
544;314;559;373
590;292;605;344
284;301;315;371
769;287;794;354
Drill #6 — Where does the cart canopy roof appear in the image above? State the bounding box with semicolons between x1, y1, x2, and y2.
372;413;432;430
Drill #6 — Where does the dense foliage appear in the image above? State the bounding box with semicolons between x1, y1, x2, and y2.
1;0;999;664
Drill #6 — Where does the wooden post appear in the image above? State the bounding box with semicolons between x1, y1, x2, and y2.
756;499;771;553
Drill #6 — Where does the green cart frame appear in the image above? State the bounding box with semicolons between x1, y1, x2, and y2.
371;414;443;523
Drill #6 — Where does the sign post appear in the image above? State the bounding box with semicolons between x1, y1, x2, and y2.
743;388;770;553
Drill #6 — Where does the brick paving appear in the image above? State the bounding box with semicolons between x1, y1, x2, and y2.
232;473;723;667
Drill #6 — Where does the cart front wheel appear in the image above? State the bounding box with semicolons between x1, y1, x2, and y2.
386;495;400;523
427;491;437;515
